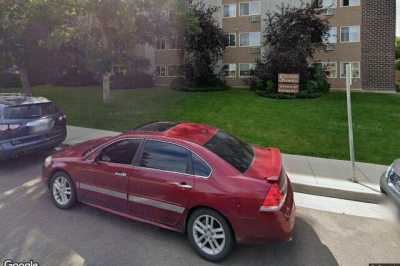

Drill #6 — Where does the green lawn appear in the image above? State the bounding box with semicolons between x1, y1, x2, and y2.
25;85;400;165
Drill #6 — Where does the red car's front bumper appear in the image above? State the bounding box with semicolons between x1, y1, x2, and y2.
232;181;296;244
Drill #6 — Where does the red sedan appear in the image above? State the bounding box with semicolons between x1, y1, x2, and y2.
42;122;295;261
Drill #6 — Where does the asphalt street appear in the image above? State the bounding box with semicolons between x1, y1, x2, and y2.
0;151;399;266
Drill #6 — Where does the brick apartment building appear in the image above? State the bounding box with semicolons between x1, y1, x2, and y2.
144;0;396;91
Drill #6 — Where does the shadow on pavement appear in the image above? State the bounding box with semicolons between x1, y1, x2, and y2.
0;167;339;266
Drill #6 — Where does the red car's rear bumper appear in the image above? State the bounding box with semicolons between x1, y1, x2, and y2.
233;182;296;244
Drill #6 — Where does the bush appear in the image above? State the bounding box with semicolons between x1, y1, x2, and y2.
0;72;21;88
111;72;154;90
256;65;330;99
171;77;229;92
52;68;98;87
396;60;400;71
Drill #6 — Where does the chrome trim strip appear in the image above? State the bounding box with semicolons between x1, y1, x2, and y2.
129;195;185;214
78;182;127;200
77;182;185;214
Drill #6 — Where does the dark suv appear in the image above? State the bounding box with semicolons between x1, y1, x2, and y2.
0;94;67;160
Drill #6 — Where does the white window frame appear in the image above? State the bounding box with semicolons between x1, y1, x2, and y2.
168;36;183;50
223;64;237;79
239;1;261;16
239;32;261;47
239;63;256;78
320;61;338;79
320;0;337;9
156;65;167;77
225;33;237;47
340;25;360;43
341;0;360;7
156;39;166;50
325;26;337;44
340;62;360;79
223;4;237;18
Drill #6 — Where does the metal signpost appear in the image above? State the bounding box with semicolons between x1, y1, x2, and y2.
346;64;357;183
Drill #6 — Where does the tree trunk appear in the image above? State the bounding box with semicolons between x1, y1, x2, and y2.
19;66;32;96
102;72;112;103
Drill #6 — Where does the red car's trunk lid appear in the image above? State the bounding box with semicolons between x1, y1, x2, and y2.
244;146;283;181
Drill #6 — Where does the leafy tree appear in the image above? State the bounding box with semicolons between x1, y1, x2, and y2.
254;2;329;95
175;0;225;88
0;0;78;95
67;0;167;103
396;37;400;60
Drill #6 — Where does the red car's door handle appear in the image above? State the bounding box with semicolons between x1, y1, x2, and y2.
114;172;127;177
172;182;192;190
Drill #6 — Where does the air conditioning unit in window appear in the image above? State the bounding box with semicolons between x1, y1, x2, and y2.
325;43;337;51
250;15;260;23
323;8;336;16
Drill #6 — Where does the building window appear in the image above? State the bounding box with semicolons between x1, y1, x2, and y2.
239;32;261;47
342;0;360;7
224;4;237;18
156;65;167;77
319;62;337;78
325;27;337;44
239;63;256;77
319;0;337;8
224;33;236;47
340;26;360;43
169;36;183;49
167;65;183;77
156;39;166;50
340;62;360;79
223;64;237;78
240;1;261;16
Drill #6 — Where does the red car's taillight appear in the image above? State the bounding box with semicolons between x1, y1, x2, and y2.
260;176;288;212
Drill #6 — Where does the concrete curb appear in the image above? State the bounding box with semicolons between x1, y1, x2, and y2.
292;180;384;204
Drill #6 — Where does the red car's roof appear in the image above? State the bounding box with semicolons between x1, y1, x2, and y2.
164;123;219;145
126;122;219;145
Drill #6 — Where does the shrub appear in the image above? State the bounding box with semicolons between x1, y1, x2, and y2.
396;60;400;71
254;3;329;99
52;68;98;87
177;0;226;89
111;72;154;90
172;77;229;92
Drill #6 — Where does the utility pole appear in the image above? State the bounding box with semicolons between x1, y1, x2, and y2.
346;64;357;183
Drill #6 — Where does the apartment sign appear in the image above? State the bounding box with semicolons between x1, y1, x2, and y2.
278;73;300;94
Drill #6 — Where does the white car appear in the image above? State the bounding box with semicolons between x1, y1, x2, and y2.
381;160;400;207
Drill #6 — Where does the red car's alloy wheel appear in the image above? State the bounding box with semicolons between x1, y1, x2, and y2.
193;215;226;255
50;172;76;209
188;209;234;262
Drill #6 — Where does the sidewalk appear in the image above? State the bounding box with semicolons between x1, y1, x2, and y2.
64;126;387;204
283;154;386;204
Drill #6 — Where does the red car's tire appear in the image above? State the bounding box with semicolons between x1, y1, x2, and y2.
50;171;77;209
187;208;235;262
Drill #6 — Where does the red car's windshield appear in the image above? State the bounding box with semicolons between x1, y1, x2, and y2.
204;131;254;173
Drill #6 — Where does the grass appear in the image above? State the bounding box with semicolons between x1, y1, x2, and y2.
6;85;399;165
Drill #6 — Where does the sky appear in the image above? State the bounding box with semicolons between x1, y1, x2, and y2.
397;0;400;36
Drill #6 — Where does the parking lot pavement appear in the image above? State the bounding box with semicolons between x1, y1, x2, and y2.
1;153;399;266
